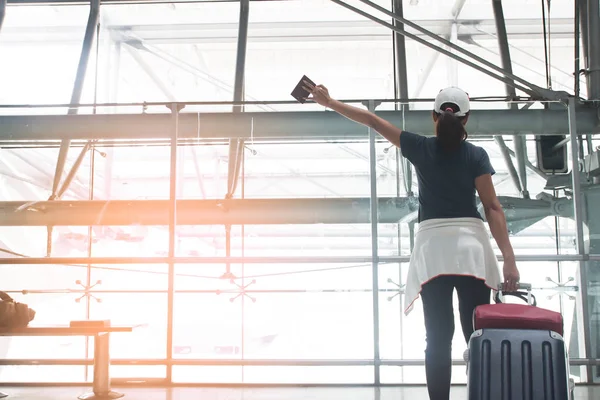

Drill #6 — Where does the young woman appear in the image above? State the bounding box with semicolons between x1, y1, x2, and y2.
303;81;520;400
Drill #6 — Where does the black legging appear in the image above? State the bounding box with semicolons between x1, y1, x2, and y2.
420;275;491;400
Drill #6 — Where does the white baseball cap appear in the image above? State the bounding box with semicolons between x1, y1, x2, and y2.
434;87;470;117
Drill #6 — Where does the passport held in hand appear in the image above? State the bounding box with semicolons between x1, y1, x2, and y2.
291;75;315;104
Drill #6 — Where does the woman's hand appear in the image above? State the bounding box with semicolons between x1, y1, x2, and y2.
302;80;332;107
502;257;520;292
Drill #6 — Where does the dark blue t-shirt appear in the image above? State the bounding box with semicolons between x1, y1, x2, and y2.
399;131;495;222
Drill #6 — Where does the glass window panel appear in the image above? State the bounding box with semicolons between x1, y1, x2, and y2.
174;144;227;200
0;148;89;202
230;262;372;291
109;366;166;380
90;264;168;291
172;366;242;384
90;226;169;258
89;293;167;359
1;264;88;302
173;293;242;360
241;366;374;384
175;262;372;292
88;144;230;201
242;143;371;198
245;0;394;112
236;225;372;257
0;366;86;383
174;365;373;384
404;5;582;100
175;264;238;292
93;146;170;201
82;2;241;107
175;226;229;258
380;365;466;385
0;5;90;105
243;293;373;359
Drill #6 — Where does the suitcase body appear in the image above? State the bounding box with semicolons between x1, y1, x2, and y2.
467;328;570;400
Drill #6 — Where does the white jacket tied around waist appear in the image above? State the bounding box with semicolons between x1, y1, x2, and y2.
403;217;502;316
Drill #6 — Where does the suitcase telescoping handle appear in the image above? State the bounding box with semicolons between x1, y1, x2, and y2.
494;282;537;306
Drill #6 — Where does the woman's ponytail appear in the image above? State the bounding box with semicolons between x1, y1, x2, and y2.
435;103;468;151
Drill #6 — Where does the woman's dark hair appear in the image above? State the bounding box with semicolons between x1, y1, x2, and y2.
435;102;468;152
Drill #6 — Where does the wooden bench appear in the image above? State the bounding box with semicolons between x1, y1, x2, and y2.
0;325;133;400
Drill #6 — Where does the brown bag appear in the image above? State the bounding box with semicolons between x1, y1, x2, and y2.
0;291;35;328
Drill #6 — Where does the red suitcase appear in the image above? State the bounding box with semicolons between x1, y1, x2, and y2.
473;283;564;336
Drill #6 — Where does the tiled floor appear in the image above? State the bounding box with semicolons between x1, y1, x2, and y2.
0;386;598;400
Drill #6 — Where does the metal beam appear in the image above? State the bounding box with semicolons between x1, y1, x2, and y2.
502;142;547;180
492;0;530;198
587;0;600;99
392;0;412;196
575;0;582;98
392;0;408;102
366;100;380;384
55;141;91;199
50;0;100;200
333;0;568;101
165;103;182;383
0;0;6;33
0;195;564;227
0;197;413;226
579;0;590;96
0;108;597;141
226;0;250;200
567;96;593;383
494;136;523;193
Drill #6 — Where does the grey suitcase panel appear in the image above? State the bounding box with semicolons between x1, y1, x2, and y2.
467;328;570;400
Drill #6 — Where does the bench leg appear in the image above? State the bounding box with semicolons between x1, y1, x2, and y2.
78;332;124;400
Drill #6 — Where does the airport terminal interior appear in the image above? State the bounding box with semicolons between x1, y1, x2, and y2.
1;0;600;398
